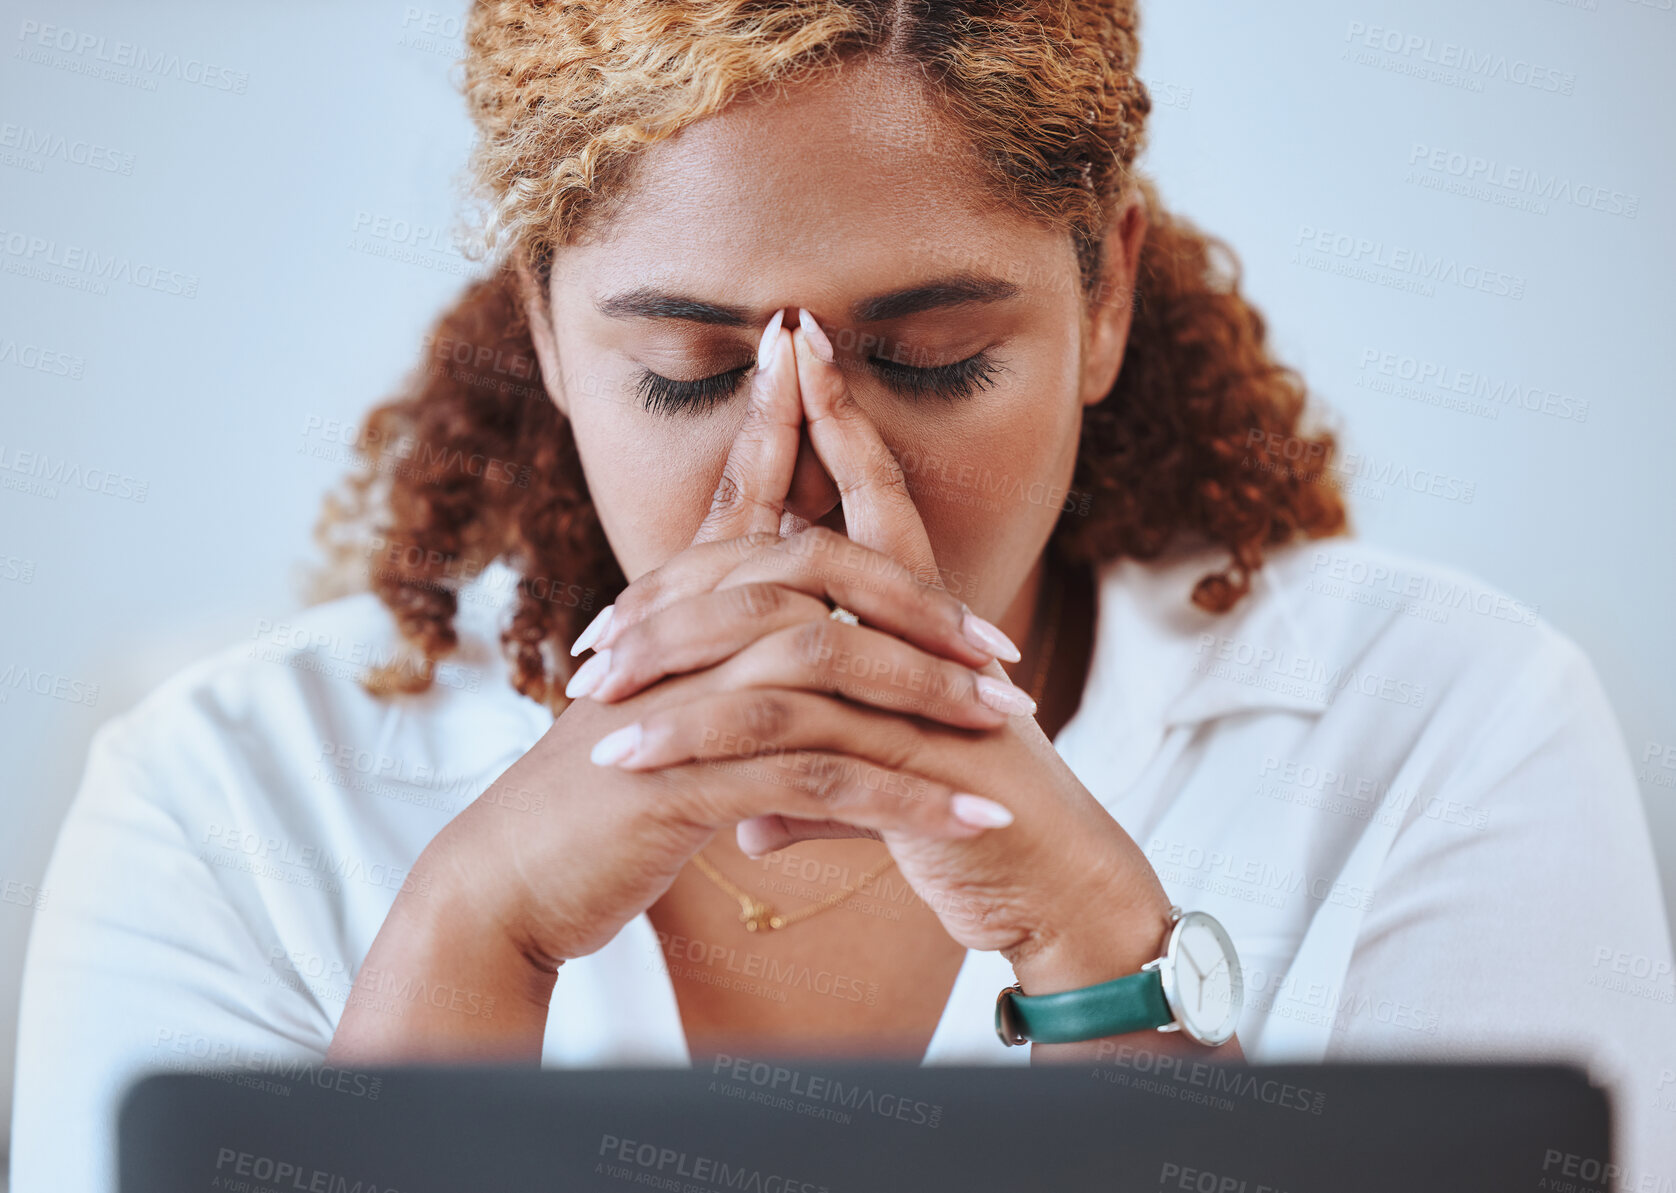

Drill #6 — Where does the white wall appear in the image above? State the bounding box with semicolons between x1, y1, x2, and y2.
1;0;1671;1168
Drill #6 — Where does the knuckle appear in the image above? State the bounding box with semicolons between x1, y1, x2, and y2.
788;619;838;676
871;718;925;773
730;581;786;622
736;692;793;743
873;453;912;498
800;754;857;806
905;572;945;622
708;469;745;515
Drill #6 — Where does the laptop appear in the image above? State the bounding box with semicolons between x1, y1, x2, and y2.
119;1059;1609;1192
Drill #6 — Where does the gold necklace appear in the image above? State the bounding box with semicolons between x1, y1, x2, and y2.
691;849;897;932
690;554;1065;933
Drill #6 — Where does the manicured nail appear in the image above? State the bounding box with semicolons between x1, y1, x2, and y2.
569;604;614;657
962;609;1021;663
590;723;642;766
975;675;1037;717
796;308;835;363
564;649;611;700
756;308;786;372
950;793;1014;829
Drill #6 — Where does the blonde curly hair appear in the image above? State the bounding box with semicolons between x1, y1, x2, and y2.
315;0;1346;712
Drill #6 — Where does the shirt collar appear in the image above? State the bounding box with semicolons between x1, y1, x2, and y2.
1084;544;1332;738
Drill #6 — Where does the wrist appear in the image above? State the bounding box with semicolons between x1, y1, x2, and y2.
1004;883;1175;997
327;839;558;1067
417;814;566;979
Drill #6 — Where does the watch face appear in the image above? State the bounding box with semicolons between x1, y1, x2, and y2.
1163;911;1243;1045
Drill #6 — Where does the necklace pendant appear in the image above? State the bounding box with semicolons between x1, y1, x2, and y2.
739;898;774;932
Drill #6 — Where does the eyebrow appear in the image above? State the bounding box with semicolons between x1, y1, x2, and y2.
593;272;1023;327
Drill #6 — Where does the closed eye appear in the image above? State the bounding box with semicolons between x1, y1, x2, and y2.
636;349;1004;416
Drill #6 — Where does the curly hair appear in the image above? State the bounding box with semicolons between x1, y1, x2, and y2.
312;0;1346;713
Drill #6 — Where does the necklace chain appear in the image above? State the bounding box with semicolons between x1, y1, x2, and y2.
690;849;897;932
691;556;1066;933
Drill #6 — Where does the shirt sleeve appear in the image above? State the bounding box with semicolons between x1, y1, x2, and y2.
10;710;343;1193
1324;631;1676;1186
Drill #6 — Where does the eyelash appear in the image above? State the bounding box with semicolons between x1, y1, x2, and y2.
635;351;1003;416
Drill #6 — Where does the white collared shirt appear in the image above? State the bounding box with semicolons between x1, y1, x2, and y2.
13;539;1675;1191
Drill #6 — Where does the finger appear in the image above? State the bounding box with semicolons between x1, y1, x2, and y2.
574;532;782;656
589;608;1035;728
639;748;1010;848
579;582;829;703
792;310;941;587
585;525;1021;665
735;815;878;857
590;688;1014;853
589;687;960;772
690;309;801;546
582;544;1019;702
714;526;1018;666
578;616;1028;725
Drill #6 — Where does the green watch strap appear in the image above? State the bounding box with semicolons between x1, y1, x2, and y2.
996;967;1172;1045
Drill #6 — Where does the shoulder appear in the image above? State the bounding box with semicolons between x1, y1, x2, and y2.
64;564;556;872
1088;535;1633;852
1101;536;1595;729
1260;537;1584;701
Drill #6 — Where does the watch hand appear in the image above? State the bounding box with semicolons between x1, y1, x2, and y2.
1180;941;1206;978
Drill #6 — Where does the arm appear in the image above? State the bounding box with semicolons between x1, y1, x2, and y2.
324;812;559;1066
14;716;339;1193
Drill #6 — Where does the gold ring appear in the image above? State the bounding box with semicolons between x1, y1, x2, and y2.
827;604;860;626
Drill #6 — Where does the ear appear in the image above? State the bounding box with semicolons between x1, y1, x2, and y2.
513;252;569;418
1077;184;1149;408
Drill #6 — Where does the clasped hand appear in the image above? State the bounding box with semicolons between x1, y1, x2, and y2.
544;308;1173;984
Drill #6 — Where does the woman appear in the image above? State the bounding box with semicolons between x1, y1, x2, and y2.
14;0;1673;1188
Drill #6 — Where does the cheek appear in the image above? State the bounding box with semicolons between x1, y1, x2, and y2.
885;377;1079;603
890;380;1078;521
565;397;738;578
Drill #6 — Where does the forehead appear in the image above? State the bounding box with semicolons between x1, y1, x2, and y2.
563;56;1074;299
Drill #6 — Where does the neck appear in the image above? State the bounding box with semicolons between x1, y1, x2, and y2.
997;548;1094;742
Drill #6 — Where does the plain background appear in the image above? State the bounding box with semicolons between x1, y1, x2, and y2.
2;0;1673;1177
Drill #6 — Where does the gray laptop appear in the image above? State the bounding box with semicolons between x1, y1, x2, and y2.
119;1059;1609;1192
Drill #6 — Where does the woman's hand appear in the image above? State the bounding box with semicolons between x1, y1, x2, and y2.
579;313;1186;1024
326;311;1025;1066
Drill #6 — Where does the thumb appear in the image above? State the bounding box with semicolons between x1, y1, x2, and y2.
791;310;942;588
690;309;801;545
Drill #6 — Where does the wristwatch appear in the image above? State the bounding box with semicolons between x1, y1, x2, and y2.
995;906;1243;1047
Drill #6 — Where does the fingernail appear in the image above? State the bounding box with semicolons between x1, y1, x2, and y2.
796;308;835;363
590;723;642;766
951;793;1014;829
569;604;615;657
756;308;786;372
564;648;611;700
962;610;1021;663
975;675;1037;717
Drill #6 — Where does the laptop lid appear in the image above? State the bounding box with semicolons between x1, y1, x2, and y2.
118;1060;1610;1193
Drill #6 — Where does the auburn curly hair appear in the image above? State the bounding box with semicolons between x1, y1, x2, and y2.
312;0;1346;714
